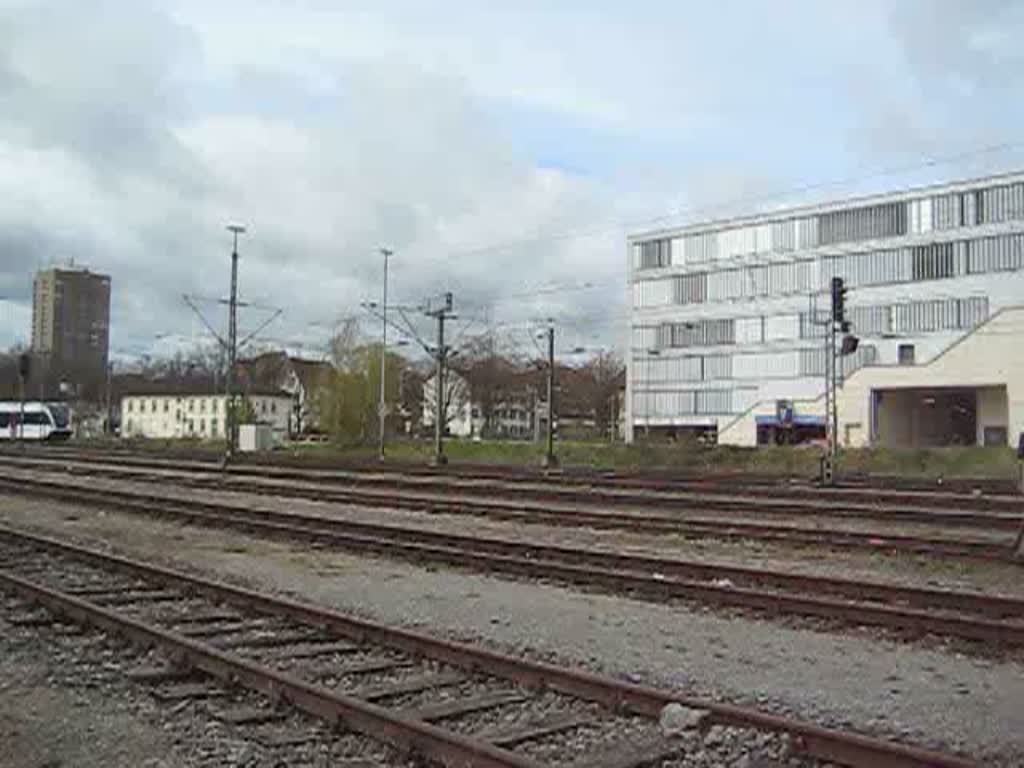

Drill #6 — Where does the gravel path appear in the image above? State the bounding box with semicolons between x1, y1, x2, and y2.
0;495;1018;766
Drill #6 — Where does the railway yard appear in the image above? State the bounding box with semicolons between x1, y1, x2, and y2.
1;447;1022;767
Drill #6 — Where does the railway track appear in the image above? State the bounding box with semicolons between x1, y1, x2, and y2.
9;448;1024;522
3;456;1020;557
10;444;1019;499
3;473;1023;647
0;523;980;767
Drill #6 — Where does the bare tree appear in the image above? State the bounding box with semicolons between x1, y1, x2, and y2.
554;351;624;440
455;331;530;438
576;350;625;440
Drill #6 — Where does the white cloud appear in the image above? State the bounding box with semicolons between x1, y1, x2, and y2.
0;1;631;356
4;0;1024;359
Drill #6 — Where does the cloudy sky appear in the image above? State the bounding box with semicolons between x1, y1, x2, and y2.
2;0;1024;361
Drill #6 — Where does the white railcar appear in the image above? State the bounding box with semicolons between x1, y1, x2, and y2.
0;402;72;441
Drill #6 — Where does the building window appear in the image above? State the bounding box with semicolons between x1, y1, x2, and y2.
200;399;206;413
898;344;915;366
846;305;891;336
151;400;157;413
200;419;206;433
667;318;735;348
682;231;718;262
163;400;169;413
966;232;1024;274
210;418;219;437
673;272;707;305
271;401;277;414
799;348;826;376
978;182;1024;224
127;400;134;413
911;242;955;281
695;389;732;415
818;202;907;246
983;426;1008;447
188;400;194;412
187;419;194;433
638;239;671;269
260;400;267;414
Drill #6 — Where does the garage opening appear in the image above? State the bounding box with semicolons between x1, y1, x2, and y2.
871;385;1008;448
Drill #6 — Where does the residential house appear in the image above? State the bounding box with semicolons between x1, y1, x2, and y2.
120;385;292;441
238;351;334;434
421;369;537;440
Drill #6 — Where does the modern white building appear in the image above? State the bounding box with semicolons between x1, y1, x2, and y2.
121;390;293;441
627;170;1024;448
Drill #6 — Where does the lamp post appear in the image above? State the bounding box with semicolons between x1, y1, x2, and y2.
378;248;392;460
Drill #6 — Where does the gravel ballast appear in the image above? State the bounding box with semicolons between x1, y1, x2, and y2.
0;494;1019;766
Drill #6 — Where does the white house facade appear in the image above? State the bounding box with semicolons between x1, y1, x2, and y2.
627;169;1024;448
421;371;536;440
121;391;292;441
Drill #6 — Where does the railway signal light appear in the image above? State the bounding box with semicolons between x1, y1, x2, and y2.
18;353;30;380
830;277;847;323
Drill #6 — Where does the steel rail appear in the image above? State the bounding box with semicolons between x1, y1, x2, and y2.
3;479;1023;645
0;572;543;768
0;524;979;768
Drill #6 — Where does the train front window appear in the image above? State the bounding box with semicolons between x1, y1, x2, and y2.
49;405;70;428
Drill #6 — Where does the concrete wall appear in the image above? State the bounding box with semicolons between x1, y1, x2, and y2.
837;307;1024;448
875;389;915;448
976;385;1009;445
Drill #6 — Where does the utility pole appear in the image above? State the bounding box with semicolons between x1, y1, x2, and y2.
543;322;558;468
810;291;834;484
426;292;454;466
17;353;29;451
224;224;245;465
826;306;835;469
104;361;112;434
378;248;392;461
819;277;855;485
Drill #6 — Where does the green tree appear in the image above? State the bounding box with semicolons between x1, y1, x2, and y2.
318;319;407;444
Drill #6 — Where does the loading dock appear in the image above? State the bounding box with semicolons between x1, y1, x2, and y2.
869;385;1009;448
